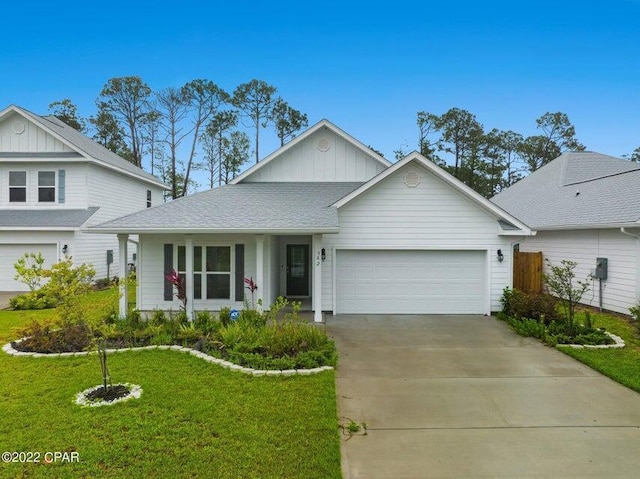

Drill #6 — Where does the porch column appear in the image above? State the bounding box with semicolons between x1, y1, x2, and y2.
312;234;323;322
255;235;265;311
185;235;194;320
117;234;128;318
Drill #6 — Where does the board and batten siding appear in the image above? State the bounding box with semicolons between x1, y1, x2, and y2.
0;112;75;153
242;128;386;182
321;163;513;313
519;229;638;314
138;234;260;312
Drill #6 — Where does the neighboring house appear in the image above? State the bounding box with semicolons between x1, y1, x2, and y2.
0;105;168;291
492;151;640;315
91;120;533;321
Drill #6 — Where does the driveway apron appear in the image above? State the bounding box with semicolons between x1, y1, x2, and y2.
327;314;640;479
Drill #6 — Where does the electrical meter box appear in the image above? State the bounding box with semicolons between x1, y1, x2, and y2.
595;257;608;280
107;250;114;266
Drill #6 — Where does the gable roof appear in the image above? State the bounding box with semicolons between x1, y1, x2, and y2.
491;152;640;230
0;105;167;189
230;119;392;184
0;207;99;230
89;182;362;234
333;151;533;235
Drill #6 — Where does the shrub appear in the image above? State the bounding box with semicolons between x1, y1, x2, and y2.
9;291;57;310
218;307;232;327
543;259;591;335
13;252;46;291
500;288;559;323
41;258;96;325
14;319;92;353
194;311;220;335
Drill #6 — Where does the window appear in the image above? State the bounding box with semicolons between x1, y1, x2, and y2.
38;171;55;202
9;171;26;203
206;247;231;299
146;190;151;208
176;245;231;300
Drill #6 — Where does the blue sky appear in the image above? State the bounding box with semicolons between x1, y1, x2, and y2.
1;0;638;182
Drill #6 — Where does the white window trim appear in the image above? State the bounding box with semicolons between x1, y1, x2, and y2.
8;170;27;203
37;170;57;204
175;244;234;301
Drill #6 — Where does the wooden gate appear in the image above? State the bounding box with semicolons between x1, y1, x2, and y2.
513;251;543;293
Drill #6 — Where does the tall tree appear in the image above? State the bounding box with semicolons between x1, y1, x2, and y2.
484;129;524;193
89;102;132;160
223;131;250;183
521;112;585;172
436;108;484;178
155;87;191;199
180;80;229;195
416;111;440;160
48;99;86;132
270;98;308;146
628;146;640;162
98;76;153;167
231;79;277;163
201;111;239;188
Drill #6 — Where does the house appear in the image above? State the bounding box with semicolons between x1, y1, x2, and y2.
0;105;168;291
91;120;533;320
492;151;640;314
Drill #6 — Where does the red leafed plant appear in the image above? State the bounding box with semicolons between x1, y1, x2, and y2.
166;269;187;310
244;276;258;309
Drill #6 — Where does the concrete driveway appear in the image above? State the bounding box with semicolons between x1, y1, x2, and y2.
326;314;640;478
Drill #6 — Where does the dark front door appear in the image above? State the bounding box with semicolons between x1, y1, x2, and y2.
286;244;309;296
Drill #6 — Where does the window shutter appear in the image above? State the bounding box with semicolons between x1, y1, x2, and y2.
235;244;244;302
164;244;174;301
58;170;65;204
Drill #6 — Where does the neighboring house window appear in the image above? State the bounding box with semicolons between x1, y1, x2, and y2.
175;245;232;301
9;171;26;202
38;171;56;202
146;190;151;208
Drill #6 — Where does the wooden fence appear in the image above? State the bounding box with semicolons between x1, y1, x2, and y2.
513;251;543;294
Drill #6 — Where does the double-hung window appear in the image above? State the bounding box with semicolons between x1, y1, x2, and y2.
176;245;232;300
38;171;56;202
9;171;27;203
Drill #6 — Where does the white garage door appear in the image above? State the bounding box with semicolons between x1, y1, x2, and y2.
0;244;58;291
336;250;487;314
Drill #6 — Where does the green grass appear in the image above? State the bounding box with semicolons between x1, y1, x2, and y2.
557;309;640;393
0;291;341;479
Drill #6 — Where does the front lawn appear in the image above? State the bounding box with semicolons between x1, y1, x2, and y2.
0;290;341;479
559;310;640;394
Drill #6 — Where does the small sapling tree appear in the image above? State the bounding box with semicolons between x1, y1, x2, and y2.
543;259;590;336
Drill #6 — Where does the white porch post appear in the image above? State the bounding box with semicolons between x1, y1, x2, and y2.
255;235;265;311
312;234;323;322
185;235;194;320
117;234;128;318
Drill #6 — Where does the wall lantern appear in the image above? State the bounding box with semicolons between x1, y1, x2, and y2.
497;249;504;262
62;244;68;255
321;248;326;262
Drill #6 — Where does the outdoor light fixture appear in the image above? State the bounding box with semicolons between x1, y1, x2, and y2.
62;244;68;255
321;248;326;262
497;249;504;262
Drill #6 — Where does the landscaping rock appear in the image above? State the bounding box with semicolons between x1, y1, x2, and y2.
266;370;282;376
281;370;297;376
252;370;267;376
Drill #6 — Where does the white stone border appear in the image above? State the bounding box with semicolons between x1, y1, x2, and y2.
2;340;334;376
556;331;625;350
75;383;142;408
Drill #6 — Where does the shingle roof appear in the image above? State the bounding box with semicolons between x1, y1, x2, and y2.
491;152;640;229
0;207;99;228
10;106;166;188
91;183;363;232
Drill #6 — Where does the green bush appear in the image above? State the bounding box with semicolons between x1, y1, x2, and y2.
9;291;57;310
14;319;92;353
500;287;559;324
219;307;231;327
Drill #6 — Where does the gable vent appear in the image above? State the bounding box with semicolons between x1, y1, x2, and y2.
12;120;25;135
317;137;331;152
404;170;421;188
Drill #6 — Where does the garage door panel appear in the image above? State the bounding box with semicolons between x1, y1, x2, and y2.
336;250;486;314
0;244;58;291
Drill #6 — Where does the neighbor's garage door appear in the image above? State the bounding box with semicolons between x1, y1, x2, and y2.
336;250;487;314
0;244;58;291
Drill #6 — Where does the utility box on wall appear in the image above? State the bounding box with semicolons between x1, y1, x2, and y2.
595;257;608;280
106;250;114;266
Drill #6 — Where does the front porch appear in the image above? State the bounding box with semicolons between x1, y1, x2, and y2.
116;232;324;322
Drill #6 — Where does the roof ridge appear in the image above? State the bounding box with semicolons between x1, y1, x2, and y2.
563;167;640;186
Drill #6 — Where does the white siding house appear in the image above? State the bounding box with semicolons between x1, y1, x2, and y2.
0;105;167;290
92;120;532;320
492;152;640;315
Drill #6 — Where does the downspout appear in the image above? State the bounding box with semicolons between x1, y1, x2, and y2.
620;227;640;306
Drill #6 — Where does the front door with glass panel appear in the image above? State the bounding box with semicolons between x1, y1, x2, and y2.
286;244;309;296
